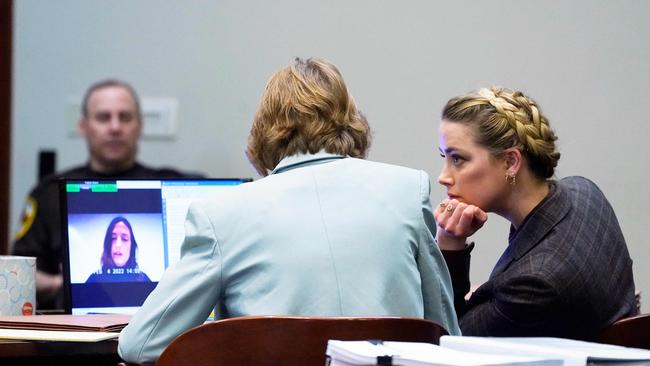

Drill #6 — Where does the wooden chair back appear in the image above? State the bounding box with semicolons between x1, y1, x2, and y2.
599;313;650;350
155;316;447;366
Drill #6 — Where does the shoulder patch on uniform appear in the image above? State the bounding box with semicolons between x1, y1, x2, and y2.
15;197;37;241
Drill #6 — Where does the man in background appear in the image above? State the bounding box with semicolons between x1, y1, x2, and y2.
12;79;202;310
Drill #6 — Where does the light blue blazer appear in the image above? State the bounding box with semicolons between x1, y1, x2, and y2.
119;152;460;364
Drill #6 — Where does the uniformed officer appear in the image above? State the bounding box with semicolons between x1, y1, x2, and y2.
12;79;202;310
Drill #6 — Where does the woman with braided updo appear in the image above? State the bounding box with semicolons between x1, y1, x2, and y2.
434;86;636;340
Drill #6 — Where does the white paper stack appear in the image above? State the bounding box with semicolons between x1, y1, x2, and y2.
326;337;650;366
439;336;650;366
326;340;562;366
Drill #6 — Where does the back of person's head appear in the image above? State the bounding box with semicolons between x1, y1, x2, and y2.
81;79;142;123
247;57;371;176
101;216;139;270
442;86;560;180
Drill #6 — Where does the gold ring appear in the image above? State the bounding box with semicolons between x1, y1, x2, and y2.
446;204;454;212
439;202;446;207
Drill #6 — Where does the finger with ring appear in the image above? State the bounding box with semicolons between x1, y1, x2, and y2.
446;204;454;212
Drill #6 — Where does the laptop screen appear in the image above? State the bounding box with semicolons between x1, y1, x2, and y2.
60;178;251;315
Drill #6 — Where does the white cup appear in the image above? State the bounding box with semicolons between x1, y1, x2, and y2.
0;256;36;315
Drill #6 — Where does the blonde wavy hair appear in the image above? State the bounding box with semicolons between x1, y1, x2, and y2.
247;58;371;176
442;86;560;180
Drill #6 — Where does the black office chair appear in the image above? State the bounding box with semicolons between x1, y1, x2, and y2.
38;149;56;179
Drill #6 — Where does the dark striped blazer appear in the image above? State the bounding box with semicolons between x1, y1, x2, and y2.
443;176;636;340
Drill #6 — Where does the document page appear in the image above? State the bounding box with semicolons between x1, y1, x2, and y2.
326;340;562;366
0;329;119;342
440;336;650;366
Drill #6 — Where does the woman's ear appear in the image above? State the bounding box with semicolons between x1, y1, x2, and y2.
502;147;523;175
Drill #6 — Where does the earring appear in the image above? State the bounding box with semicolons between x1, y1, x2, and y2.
505;173;516;186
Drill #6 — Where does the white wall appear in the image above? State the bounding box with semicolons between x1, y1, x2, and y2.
12;0;649;312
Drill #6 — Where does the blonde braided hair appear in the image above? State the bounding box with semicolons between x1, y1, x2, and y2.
442;86;560;179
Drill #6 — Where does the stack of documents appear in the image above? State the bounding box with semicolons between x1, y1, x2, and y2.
0;314;131;342
326;336;650;366
326;340;562;366
439;337;650;366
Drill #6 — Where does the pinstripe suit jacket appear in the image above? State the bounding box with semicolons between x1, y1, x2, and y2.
443;176;636;340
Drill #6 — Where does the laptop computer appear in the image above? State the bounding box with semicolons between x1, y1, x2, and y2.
60;178;252;315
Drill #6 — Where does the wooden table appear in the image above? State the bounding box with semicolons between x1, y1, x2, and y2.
0;338;122;366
